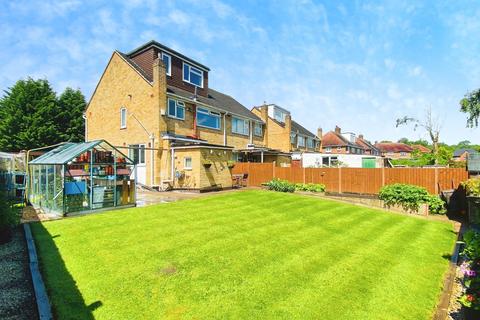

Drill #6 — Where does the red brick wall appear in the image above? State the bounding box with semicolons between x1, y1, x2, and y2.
130;48;155;81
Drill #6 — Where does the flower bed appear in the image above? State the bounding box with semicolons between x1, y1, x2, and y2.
454;229;480;319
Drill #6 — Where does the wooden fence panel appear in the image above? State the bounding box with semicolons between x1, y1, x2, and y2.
233;163;469;194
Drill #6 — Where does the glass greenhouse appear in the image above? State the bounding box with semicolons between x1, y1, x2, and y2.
28;140;136;216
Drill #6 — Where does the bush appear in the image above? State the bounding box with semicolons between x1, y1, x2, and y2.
378;184;446;214
0;191;18;229
295;183;326;193
463;178;480;197
265;179;295;193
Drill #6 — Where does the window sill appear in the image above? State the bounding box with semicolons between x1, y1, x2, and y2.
182;79;203;89
198;124;221;131
167;115;185;121
232;131;249;137
120;127;127;130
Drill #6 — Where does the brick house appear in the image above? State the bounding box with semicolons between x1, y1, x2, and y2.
248;104;320;164
453;148;476;162
320;126;365;154
374;142;414;159
86;40;267;190
356;134;380;156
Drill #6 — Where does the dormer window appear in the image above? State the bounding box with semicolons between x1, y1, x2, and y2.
183;62;203;87
274;109;287;123
161;52;171;76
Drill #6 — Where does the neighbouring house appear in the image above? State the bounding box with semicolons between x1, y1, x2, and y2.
374;142;414;159
356;134;381;156
453;148;477;162
86;40;267;190
302;153;385;168
249;103;320;166
320;126;365;154
411;144;431;154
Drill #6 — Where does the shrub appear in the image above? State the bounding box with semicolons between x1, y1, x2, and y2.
378;183;446;214
295;183;326;193
463;178;480;197
265;179;295;193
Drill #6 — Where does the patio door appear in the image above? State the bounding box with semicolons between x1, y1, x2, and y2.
129;144;146;185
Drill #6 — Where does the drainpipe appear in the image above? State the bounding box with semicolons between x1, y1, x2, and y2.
249;120;253;144
150;133;155;186
192;104;198;138
83;113;88;141
223;113;227;146
170;147;175;186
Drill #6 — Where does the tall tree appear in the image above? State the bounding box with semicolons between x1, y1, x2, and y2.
396;107;441;165
57;87;85;142
460;88;480;127
0;78;60;151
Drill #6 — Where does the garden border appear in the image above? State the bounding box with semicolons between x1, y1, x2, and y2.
23;223;53;320
432;222;464;320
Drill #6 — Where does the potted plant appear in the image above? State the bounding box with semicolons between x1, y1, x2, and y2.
462;178;480;225
202;159;212;168
227;160;235;169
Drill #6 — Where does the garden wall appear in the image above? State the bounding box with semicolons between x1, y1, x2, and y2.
232;163;468;195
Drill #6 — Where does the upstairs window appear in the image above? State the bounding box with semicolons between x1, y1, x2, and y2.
183;63;203;87
307;138;314;148
120;107;127;129
325;147;332;153
197;107;220;129
254;122;263;136
290;132;296;144
274;109;286;123
161;53;171;76
167;98;185;120
232;117;249;135
298;136;305;147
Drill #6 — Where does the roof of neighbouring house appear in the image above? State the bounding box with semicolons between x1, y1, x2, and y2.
291;120;318;139
453;148;477;157
411;144;431;153
117;50;262;122
126;40;210;71
356;137;378;151
322;131;362;148
374;142;414;153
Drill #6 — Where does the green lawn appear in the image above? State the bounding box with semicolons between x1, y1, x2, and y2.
31;190;455;320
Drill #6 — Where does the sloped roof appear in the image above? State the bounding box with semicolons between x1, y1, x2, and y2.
291;120;318;139
453;148;477;157
411;144;431;153
375;143;413;153
127;40;210;71
117;50;261;122
356;137;378;151
30;140;133;165
322;131;362;148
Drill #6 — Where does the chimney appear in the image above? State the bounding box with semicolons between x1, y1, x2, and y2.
335;125;341;134
317;127;323;139
359;134;364;140
259;103;268;121
153;58;167;132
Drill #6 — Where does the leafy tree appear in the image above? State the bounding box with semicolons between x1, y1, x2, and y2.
57;88;85;142
396;107;442;165
0;78;86;151
460;89;480;127
0;78;60;151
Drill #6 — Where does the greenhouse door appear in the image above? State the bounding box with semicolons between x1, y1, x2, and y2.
129;144;146;185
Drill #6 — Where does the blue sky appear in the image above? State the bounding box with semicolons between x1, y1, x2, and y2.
1;0;479;144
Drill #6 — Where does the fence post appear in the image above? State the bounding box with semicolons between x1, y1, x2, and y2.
382;167;385;186
434;167;439;194
272;161;276;179
338;166;342;194
303;167;306;183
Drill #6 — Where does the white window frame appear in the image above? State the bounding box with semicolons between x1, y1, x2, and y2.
298;136;305;147
129;144;145;165
120;107;127;129
274;109;286;123
184;156;192;170
161;52;171;76
167;98;185;120
183;62;204;88
232;117;249;136
197;107;221;130
325;147;332;153
307;138;314;148
254;122;262;136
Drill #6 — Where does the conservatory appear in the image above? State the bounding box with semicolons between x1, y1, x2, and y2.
28;140;136;216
